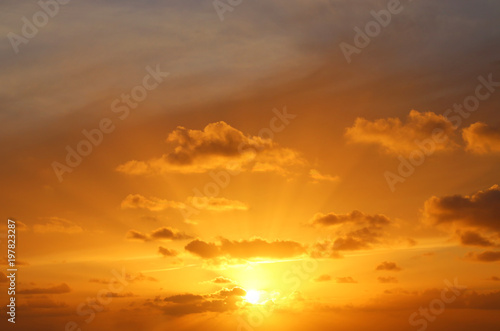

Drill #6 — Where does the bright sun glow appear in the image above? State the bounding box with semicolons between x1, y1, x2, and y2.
245;290;261;304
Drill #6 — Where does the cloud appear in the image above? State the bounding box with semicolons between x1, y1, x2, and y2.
209;276;234;284
184;239;221;259
487;276;500;281
164;294;204;304
132;273;159;283
150;227;192;241
121;194;185;211
126;227;192;242
150;287;247;316
309;169;339;183
158;246;178;257
126;230;149;241
314;274;332;282
310;237;370;258
33;217;83;234
116;121;305;176
330;237;371;251
310;210;391;228
185;237;306;260
459;231;496;247
121;194;249;213
209;287;247;299
336;277;357;284
309;211;392;257
18;283;71;295
376;262;402;272
345;110;457;155
463;122;500;154
0;271;7;283
187;196;249;212
466;251;500;262
378;276;399;284
424;185;500;243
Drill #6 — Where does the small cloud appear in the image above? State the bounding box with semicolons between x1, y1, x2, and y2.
209;276;234;284
150;286;248;316
314;274;332;282
150;227;192;241
309;211;392;257
121;194;185;211
378;276;398;284
336;277;357;284
184;239;220;259
164;294;204;304
122;194;249;214
159;246;178;257
132;273;158;282
376;261;402;271
126;227;192;242
126;230;149;241
310;210;391;228
187;196;249;212
209;287;246;299
487;276;500;281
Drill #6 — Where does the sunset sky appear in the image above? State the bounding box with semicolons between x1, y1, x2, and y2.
1;1;500;330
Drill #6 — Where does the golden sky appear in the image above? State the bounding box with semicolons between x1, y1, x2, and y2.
1;1;500;330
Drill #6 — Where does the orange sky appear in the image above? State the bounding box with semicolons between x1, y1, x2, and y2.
1;1;500;331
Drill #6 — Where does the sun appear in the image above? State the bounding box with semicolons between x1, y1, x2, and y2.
244;290;261;304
